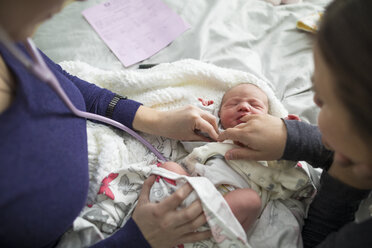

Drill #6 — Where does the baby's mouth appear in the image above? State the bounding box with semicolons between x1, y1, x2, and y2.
236;119;243;125
236;113;249;123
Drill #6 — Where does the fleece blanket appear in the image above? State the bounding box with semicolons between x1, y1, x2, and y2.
56;59;311;248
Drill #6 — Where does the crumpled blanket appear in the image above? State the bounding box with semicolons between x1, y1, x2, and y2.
181;142;315;208
149;141;315;247
56;59;314;248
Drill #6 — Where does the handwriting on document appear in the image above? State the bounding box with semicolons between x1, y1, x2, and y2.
83;0;190;67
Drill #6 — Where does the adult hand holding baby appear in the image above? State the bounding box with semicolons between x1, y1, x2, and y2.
218;114;287;161
133;175;211;248
133;105;219;142
162;105;219;141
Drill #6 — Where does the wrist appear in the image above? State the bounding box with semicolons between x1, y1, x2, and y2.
105;94;127;118
278;118;288;158
132;106;162;135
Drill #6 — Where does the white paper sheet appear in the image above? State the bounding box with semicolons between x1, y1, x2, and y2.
82;0;190;67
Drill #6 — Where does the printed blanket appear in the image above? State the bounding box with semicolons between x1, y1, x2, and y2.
56;59;313;248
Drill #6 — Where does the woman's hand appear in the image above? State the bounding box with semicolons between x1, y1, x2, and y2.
218;114;287;161
328;152;372;190
133;105;219;141
132;176;211;248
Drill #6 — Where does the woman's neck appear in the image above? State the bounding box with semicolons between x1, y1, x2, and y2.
0;54;16;114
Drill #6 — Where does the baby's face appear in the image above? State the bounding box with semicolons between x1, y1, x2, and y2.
219;84;269;129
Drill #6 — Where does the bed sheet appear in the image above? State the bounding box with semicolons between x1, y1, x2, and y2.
33;0;331;124
33;0;363;247
54;59;314;248
32;0;372;245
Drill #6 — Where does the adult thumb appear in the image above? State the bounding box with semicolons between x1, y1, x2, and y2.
225;147;258;160
137;175;156;205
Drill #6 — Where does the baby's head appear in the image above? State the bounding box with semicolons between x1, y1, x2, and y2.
219;83;269;129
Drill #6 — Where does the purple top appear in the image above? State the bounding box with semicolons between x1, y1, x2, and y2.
0;43;150;248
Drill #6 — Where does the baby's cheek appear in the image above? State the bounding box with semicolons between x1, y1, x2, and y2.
221;119;235;129
252;109;264;115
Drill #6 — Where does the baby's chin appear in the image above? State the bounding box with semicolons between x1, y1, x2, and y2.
223;120;244;129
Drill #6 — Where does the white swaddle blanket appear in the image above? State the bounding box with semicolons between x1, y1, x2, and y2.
56;59;313;248
180;142;314;207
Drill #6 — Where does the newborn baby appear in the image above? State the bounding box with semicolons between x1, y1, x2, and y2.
155;83;308;233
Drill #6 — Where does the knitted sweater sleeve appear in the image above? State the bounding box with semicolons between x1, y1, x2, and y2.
282;120;333;169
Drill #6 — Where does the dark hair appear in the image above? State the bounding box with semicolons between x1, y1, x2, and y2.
317;0;372;143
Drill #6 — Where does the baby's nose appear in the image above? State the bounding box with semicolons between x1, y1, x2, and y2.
238;102;251;112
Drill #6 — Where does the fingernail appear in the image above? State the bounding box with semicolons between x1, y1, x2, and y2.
226;153;232;160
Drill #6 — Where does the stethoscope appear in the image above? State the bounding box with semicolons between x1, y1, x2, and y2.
0;28;167;162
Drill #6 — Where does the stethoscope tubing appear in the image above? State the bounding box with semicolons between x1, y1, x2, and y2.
0;28;167;162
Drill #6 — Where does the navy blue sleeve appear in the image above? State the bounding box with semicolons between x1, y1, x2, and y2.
41;51;142;129
91;218;151;248
282;120;333;169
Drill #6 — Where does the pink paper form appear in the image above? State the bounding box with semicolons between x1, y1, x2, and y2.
82;0;190;67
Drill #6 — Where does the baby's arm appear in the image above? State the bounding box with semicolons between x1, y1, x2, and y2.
159;161;190;176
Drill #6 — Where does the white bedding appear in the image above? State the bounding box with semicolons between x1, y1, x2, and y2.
55;59;313;248
32;0;334;247
34;0;331;124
